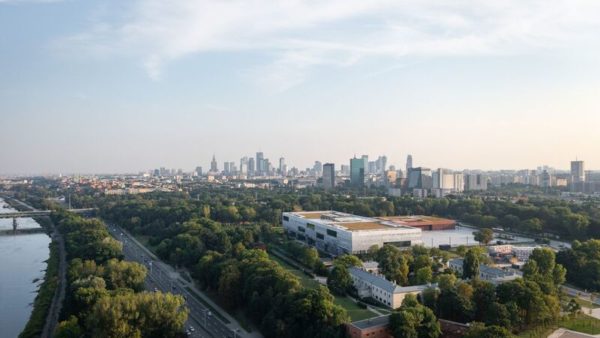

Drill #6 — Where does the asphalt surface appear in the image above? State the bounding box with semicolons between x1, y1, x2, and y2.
107;225;241;338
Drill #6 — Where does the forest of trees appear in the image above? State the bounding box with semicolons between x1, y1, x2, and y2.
66;186;600;292
99;202;350;338
421;248;567;335
9;182;600;337
50;211;189;338
557;239;600;291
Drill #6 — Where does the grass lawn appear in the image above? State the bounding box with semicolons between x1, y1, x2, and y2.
333;296;379;322
517;314;600;338
574;297;600;309
268;253;321;289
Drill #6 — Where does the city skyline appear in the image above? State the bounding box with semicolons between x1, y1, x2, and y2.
3;1;600;174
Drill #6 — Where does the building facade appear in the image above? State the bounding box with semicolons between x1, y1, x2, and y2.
282;211;422;255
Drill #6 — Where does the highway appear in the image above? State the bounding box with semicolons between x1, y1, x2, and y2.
107;224;241;338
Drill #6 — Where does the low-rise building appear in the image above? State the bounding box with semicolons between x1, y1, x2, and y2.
347;315;392;338
512;246;539;262
349;267;429;309
449;258;520;284
282;211;422;255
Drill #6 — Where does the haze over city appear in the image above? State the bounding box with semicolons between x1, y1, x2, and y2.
2;0;600;174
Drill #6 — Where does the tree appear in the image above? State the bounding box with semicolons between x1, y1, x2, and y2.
334;254;362;268
103;259;147;291
218;261;242;309
282;286;349;338
437;274;456;292
327;264;352;295
303;247;320;269
389;295;441;338
86;292;188;338
54;316;82;338
463;249;480;279
472;281;495;322
473;228;494;245
415;266;433;284
376;245;409;285
565;299;581;317
463;322;513;338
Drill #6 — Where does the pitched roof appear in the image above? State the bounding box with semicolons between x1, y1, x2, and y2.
349;267;430;294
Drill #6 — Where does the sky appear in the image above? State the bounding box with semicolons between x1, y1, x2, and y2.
2;0;600;175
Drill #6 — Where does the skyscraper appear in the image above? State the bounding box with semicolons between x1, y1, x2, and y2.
361;155;369;174
408;167;432;189
240;157;248;174
256;152;264;176
406;155;413;174
279;157;286;176
350;157;365;187
322;163;335;190
248;157;255;176
210;155;218;172
571;160;585;183
313;161;323;176
224;162;230;174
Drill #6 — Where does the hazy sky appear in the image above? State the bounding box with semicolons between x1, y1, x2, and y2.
2;0;600;174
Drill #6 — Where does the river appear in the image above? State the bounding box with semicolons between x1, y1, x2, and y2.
0;198;50;338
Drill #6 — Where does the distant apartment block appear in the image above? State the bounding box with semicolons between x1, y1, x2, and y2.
322;163;335;190
464;173;487;191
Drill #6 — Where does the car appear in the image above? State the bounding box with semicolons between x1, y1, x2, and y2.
154;287;158;292
186;330;191;336
190;326;195;332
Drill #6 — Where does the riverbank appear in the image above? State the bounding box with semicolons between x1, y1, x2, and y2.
18;240;59;338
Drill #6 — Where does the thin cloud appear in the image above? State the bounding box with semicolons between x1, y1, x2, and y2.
57;0;600;89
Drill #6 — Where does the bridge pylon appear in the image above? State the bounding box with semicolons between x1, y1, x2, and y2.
12;218;17;233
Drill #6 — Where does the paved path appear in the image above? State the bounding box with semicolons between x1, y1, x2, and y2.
41;225;66;338
548;328;600;338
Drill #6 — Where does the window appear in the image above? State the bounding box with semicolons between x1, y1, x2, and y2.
306;223;315;230
316;233;324;240
326;229;337;237
297;226;306;233
283;215;289;221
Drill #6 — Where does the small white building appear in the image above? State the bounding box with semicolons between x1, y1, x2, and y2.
512;246;539;262
349;267;429;309
449;258;519;284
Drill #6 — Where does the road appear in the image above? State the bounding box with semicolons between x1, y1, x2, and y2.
107;224;242;338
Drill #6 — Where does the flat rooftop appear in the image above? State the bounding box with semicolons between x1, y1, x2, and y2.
378;215;456;227
287;211;420;232
350;315;390;329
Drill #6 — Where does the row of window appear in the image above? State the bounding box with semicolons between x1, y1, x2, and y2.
294;225;337;238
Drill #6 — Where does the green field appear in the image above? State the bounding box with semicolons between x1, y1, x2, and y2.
268;253;321;289
517;314;600;338
267;251;379;322
333;296;379;322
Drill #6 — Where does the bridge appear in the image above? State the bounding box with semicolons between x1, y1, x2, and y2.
0;208;96;219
